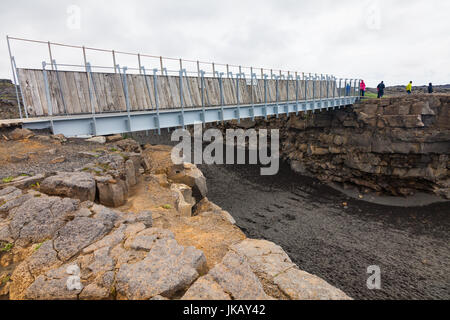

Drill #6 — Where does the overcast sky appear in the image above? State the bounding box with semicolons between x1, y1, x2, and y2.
1;0;449;87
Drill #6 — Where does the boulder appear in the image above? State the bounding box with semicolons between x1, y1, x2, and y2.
231;239;351;300
359;104;380;115
125;160;137;187
24;264;82;300
116;139;141;153
116;232;206;299
9;154;29;163
410;101;435;116
383;115;424;128
383;105;410;116
0;174;45;190
96;176;128;208
86;136;106;144
9;128;34;140
0;187;22;203
53;208;117;261
307;145;329;156
357;112;377;127
168;163;208;200
200;251;271;300
50;156;66;164
106;134;123;143
82;225;127;254
79;283;110;300
171;184;195;217
122;211;153;228
9;196;79;246
182;275;231;300
123;228;173;251
287;117;307;130
40;172;96;202
0;193;33;218
142;145;174;174
194;198;236;224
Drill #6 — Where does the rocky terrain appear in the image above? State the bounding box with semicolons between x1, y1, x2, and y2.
220;94;449;199
0;128;350;300
0;80;21;120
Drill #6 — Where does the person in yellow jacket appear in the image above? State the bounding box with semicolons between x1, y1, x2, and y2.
406;81;413;94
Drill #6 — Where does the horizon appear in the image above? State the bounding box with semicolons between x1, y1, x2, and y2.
1;1;449;87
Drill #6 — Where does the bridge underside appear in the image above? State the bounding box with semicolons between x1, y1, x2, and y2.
19;97;358;137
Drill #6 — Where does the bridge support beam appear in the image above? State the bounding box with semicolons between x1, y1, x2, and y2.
21;97;359;137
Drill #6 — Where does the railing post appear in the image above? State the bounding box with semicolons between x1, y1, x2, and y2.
275;75;279;118
112;50;117;73
295;75;300;115
179;68;185;129
218;72;225;123
331;76;336;99
82;46;88;72
152;68;161;135
319;74;323;109
312;74;316;111
326;75;329;99
200;70;206;126
326;75;330;108
52;59;68;115
138;54;142;74
287;74;293;115
11;56;27;118
359;79;362;98
42;62;54;132
122;66;132;132
264;74;268;120
141;66;153;111
160;56;164;76
344;79;347;98
251;73;257;121
304;73;307;101
6;35;24;119
235;73;241;123
85;62;98;135
48;42;54;70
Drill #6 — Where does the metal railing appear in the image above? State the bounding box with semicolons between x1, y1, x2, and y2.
6;36;362;120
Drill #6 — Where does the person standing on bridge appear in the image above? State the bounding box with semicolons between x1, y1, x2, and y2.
346;83;351;96
406;81;413;94
377;81;385;98
428;83;433;94
360;80;366;97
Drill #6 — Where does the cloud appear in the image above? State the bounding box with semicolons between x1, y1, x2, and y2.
0;0;449;87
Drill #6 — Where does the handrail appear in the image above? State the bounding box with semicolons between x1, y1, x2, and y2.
7;35;357;80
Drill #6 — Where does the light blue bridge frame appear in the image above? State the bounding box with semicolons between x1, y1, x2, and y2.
22;96;359;137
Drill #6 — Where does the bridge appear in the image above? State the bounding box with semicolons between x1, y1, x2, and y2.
4;36;361;137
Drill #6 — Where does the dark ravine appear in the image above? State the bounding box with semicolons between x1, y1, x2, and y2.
198;160;450;300
132;130;450;300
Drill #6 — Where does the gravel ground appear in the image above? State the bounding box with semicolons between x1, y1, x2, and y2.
0;130;117;180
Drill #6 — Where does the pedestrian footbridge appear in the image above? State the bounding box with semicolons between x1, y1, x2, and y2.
3;37;361;137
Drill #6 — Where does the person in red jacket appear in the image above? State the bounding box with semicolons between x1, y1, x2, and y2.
360;80;366;97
